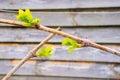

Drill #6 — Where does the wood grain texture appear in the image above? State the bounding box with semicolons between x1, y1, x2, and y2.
0;75;117;80
1;12;120;26
0;60;120;79
0;0;120;9
0;27;119;43
0;44;120;63
0;0;120;79
0;76;117;80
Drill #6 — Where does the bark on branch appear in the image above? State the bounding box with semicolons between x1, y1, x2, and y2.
0;18;119;56
2;27;61;80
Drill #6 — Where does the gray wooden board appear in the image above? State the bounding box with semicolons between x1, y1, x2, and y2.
0;0;120;9
0;27;119;43
0;44;120;63
1;12;120;26
0;76;117;80
0;60;120;79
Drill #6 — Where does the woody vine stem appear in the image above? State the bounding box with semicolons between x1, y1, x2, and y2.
2;27;61;80
0;9;120;80
0;18;120;56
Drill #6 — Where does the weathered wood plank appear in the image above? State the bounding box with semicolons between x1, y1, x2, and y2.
0;60;120;79
0;0;120;9
0;27;75;43
0;27;119;43
1;12;120;26
0;75;116;80
0;44;120;63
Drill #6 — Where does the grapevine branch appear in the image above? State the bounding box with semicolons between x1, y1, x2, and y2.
2;27;61;80
0;18;120;56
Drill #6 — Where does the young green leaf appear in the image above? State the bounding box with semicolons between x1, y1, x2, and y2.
24;23;33;27
62;38;82;53
32;18;40;25
25;8;33;23
62;38;76;46
16;8;40;27
16;9;28;22
36;46;53;57
68;46;77;53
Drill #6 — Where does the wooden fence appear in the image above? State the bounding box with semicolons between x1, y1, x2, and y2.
0;0;120;80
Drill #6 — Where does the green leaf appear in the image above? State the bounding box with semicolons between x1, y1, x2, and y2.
62;38;82;53
18;9;25;15
32;18;40;24
62;38;73;46
62;38;78;46
45;46;53;53
25;8;33;23
16;8;40;27
16;15;21;20
36;46;53;57
68;46;76;53
23;23;33;27
16;9;28;22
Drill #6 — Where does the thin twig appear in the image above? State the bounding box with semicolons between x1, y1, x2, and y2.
38;25;120;56
0;18;120;56
2;27;61;80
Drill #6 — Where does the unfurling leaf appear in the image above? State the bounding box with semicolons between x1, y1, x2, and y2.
24;23;33;27
16;9;28;22
25;8;33;22
68;46;76;53
32;18;40;25
36;46;53;57
16;8;40;27
62;38;82;53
